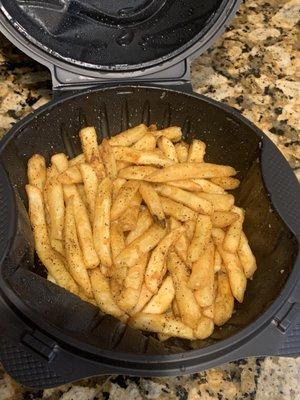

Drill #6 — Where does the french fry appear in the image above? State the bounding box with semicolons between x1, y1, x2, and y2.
64;198;93;298
57;165;82;184
109;124;148;147
28;154;47;191
129;313;195;340
139;182;165;222
112;146;174;167
197;193;234;212
155;184;213;214
100;138;118;179
172;298;180;317
129;283;153;315
187;140;206;163
47;274;56;284
110;222;125;263
132;132;156;151
112;178;126;200
145;227;185;293
153;126;182;142
167;180;202;192
175;142;189;162
223;207;244;253
167;252;201;329
80;163;98;219
26;184;78;294
111;180;140;221
184;220;196;241
157;136;178;162
143;276;175;314
79;127;106;179
212;211;239;228
116;161;131;172
193;179;225;194
188;214;212;263
93;178;112;269
68;153;85;167
110;278;122;299
126;207;153;245
160;196;197;222
202;305;214;319
214;272;234;326
189;241;215;307
115;224;165;269
118;166;158;180
214;249;222;272
146;162;236;182
211;177;240;190
194;317;214;339
90;269;126;320
169;217;189;263
51;153;69;172
238;232;257;279
118;191;142;231
77;183;89;210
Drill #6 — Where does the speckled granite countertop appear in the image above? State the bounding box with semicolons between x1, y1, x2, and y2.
0;0;299;399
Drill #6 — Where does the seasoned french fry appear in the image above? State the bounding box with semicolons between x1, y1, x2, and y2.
111;180;140;221
28;154;47;191
214;272;234;326
172;298;180;317
139;182;165;222
153;126;182;142
68;153;85;167
187;140;206;163
110;278;122;299
132;132;156;151
129;313;195;340
57;165;82;184
26;184;78;294
129;283;153;316
80;163;98;219
238;232;257;279
197;192;234;212
184;220;196;241
212;211;239;228
112;178;126;200
193;179;225;194
146;162;236;182
169;217;189;263
157;136;178;162
155;184;213;214
143;276;175;314
167;180;202;192
126;207;153;245
64;198;93;298
214;249;222;272
77;183;89;210
223;207;244;253
145;227;185;293
167;252;201;329
110;222;125;263
51;153;69;172
194;317;214;339
188;214;212;263
47;274;56;284
118;191;142;231
113;146;174;167
93;178;112;269
79;127;106;179
175;142;189;162
90;269;126;320
116;161;131;172
100;138;118;179
118;166;158;180
109;124;148;147
211;177;240;190
202;305;214;319
115;224;165;269
189;241;215;307
160;196;197;222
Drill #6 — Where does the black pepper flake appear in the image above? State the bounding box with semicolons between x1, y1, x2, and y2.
110;375;128;388
176;385;188;400
235;95;244;105
274;107;283;115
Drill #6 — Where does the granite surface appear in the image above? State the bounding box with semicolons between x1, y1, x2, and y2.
0;0;299;399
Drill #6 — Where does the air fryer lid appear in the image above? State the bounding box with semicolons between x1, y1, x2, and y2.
0;0;234;71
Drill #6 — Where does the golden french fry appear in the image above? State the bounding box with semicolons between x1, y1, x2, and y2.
214;249;222;272
194;317;214;339
79;126;106;179
109;124;148;147
238;231;257;279
64;198;93;298
193;179;225;194
47;274;56;284
155;184;213;214
223;207;244;253
169;217;189;263
188;214;212;263
167;252;201;329
175;142;189;162
129;313;194;340
172;298;180;317
93;178;112;269
145;227;185;293
153;126;182;142
187;140;206;163
116;161;131;172
118;192;142;231
28;154;47;191
167;180;202;192
51;153;69;172
129;283;153;315
112;178;126;200
197;192;234;212
115;224;166;269
79;163;98;219
90;269;126;320
157;333;171;341
51;239;64;255
214;272;234;326
111;180;140;221
118;166;158;180
100;138;118;179
146;162;236;182
189;241;215;307
110;222;125;263
126;207;153;245
110;278;122;300
26;184;78;294
184;220;196;241
157;136;178;162
68;153;85;167
211;177;240;190
202;305;214;319
57;165;82;184
160;196;197;222
132;132;156;151
112;146;174;167
143;276;175;314
212;211;239;228
139;182;165;222
77;183;89;210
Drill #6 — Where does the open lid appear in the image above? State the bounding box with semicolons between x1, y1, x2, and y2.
0;0;240;86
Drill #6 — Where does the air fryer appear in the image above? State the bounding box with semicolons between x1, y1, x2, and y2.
0;0;299;391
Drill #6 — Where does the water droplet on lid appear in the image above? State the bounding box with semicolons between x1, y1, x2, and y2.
116;29;134;46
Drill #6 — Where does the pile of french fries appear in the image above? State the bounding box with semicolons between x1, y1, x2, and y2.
26;123;257;341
